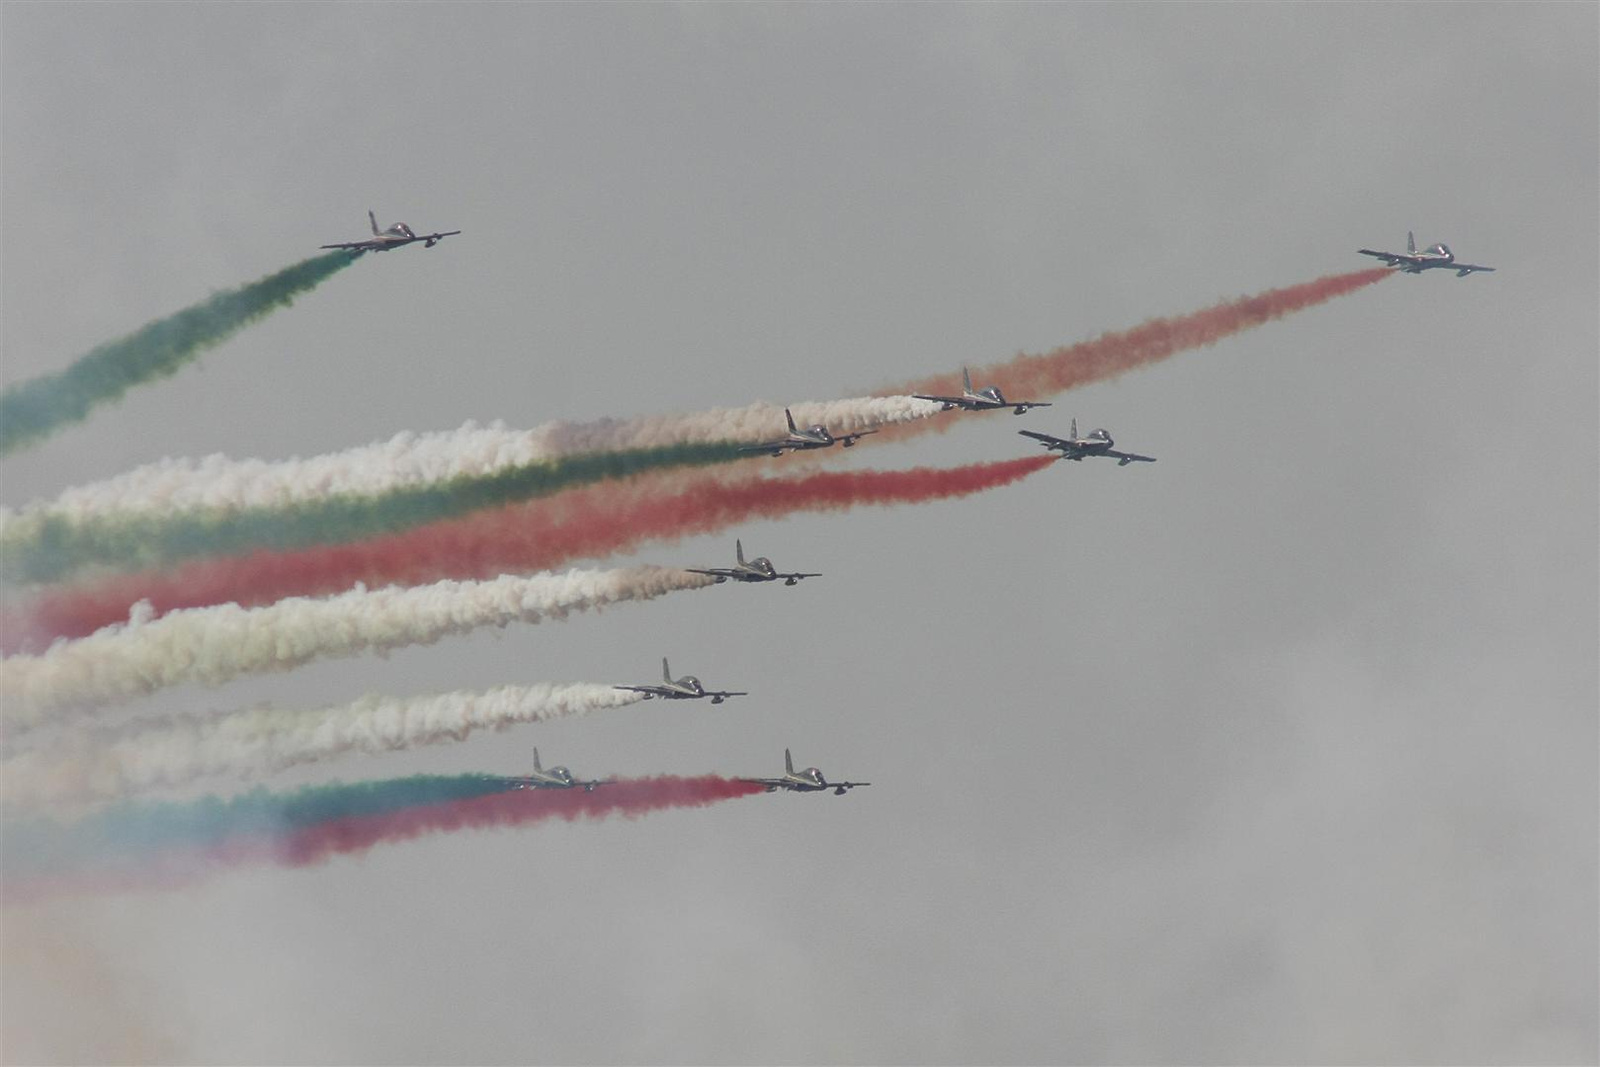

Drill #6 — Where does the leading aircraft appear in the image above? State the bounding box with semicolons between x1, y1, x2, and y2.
739;409;879;456
740;749;870;795
615;658;748;704
1019;420;1157;465
1356;231;1495;276
320;210;461;252
913;367;1052;415
494;748;611;792
686;540;821;586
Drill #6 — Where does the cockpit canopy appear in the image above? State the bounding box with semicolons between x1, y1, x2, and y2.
550;767;572;782
1429;243;1452;259
679;675;703;692
977;386;1004;403
751;558;775;574
802;768;824;784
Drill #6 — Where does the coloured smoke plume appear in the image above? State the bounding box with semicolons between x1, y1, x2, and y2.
4;455;1055;652
0;441;749;587
0;395;938;525
0;566;715;730
870;268;1393;444
0;251;362;456
2;684;648;807
2;775;766;901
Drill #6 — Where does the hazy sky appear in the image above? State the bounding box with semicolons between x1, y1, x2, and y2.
2;4;1595;1064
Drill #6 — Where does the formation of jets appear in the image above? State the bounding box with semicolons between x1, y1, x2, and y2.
739;749;870;795
494;748;611;792
687;540;820;586
321;210;461;253
739;408;879;456
615;658;748;704
1357;231;1494;276
914;368;1052;415
1019;420;1157;466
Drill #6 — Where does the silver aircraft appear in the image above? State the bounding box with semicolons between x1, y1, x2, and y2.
1357;231;1494;276
913;367;1052;415
741;749;870;795
320;210;461;252
686;540;821;586
495;748;610;792
615;658;748;704
1019;420;1157;465
739;409;879;456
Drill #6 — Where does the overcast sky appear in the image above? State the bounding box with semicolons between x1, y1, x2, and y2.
2;4;1595;1064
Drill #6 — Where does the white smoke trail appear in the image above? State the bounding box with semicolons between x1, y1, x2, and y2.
0;395;940;524
1;684;648;808
0;566;716;729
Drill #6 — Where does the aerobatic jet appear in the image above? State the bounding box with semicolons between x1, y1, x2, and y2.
494;748;610;792
615;658;748;704
740;749;870;795
1357;231;1494;276
739;409;878;457
686;540;821;586
320;210;461;252
914;367;1052;415
1019;420;1157;466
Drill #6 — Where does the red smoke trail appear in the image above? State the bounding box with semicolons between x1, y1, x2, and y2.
877;268;1393;442
2;776;766;903
3;456;1054;652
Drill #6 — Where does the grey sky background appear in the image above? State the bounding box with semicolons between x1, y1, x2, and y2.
2;4;1595;1064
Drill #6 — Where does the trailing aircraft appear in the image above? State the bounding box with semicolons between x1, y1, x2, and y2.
1357;231;1494;276
494;748;610;792
686;540;820;586
914;367;1052;415
615;658;748;704
740;749;870;795
321;210;461;252
739;409;878;456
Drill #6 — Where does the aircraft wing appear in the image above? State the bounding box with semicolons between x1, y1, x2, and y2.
685;568;737;581
911;393;972;408
1453;263;1495;275
614;684;668;698
836;429;879;447
775;572;822;583
831;781;871;792
739;440;792;455
1018;429;1071;449
320;240;378;251
1105;450;1156;465
706;690;748;702
1356;248;1414;266
1013;401;1053;411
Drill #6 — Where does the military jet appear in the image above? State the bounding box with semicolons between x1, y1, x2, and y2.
320;210;461;252
739;409;879;456
615;658;748;704
495;748;610;792
686;540;821;586
914;367;1052;415
1020;420;1156;465
1357;231;1494;276
741;749;870;795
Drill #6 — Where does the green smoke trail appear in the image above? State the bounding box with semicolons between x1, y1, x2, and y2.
1;440;748;585
0;251;362;456
2;773;512;881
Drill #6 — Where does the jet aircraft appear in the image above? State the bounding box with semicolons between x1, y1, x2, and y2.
686;540;821;586
1019;420;1157;465
321;210;461;252
1357;231;1494;276
740;749;870;795
615;658;748;704
494;748;610;792
739;409;878;456
913;367;1052;415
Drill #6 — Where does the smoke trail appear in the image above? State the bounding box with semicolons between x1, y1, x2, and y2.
5;456;1054;651
3;775;765;901
0;396;938;524
0;252;362;456
0;567;714;729
3;684;647;806
0;442;748;586
875;269;1393;443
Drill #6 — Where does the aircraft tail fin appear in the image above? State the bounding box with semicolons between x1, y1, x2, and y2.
962;367;973;394
662;657;671;682
1407;230;1416;254
735;539;745;565
785;748;794;775
785;408;798;434
369;210;381;236
532;747;542;772
1070;417;1078;440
